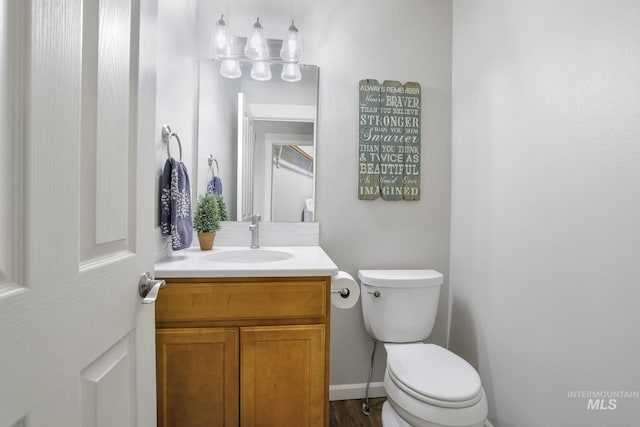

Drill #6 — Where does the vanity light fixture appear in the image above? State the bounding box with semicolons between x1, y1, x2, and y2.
250;61;272;81
220;58;242;79
209;16;303;82
280;63;302;82
244;18;269;61
211;15;241;79
211;15;229;58
280;21;302;82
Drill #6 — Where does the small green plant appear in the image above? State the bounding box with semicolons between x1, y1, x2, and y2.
215;195;229;221
193;194;221;233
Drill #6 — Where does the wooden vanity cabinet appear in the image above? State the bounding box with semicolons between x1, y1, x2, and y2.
155;276;331;427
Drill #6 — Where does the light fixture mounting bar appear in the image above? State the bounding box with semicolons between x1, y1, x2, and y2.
216;36;293;63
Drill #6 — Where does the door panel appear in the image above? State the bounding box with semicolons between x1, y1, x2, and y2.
156;328;239;427
0;0;25;295
0;1;157;426
81;334;136;427
240;325;325;427
80;0;135;260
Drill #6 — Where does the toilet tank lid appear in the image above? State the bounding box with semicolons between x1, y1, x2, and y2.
358;269;443;287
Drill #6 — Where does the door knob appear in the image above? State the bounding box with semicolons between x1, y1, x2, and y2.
138;272;166;304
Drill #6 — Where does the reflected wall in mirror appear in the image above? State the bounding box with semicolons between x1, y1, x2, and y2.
197;61;318;222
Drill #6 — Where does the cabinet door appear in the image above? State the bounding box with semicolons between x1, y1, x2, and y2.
240;325;326;427
156;328;239;427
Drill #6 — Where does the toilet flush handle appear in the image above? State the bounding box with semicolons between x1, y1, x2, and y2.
367;290;381;298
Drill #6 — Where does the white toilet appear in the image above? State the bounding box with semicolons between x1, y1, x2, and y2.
359;269;488;427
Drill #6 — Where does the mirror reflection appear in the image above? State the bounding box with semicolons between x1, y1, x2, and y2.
197;60;318;222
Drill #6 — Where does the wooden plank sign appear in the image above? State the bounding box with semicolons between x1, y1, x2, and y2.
358;79;421;200
379;80;405;200
402;82;421;200
358;79;381;199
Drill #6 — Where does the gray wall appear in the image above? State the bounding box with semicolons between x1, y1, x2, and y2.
154;0;199;259
451;0;640;425
313;0;453;389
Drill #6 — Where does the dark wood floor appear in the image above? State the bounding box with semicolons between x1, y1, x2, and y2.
329;397;386;427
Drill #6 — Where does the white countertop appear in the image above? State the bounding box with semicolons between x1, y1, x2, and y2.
155;246;339;278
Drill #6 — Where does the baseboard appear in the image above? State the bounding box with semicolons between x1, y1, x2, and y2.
329;382;386;401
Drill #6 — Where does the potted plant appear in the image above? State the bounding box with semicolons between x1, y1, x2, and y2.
216;194;229;222
193;194;221;250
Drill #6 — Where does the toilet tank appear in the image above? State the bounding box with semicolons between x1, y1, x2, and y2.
358;269;443;343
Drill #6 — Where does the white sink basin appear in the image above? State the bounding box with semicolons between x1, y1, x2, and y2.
205;249;294;263
155;246;339;278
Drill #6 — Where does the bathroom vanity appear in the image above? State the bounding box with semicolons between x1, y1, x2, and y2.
154;247;338;427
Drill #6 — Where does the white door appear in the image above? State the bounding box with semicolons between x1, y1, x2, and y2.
0;1;158;426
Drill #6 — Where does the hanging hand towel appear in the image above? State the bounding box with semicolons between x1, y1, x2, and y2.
206;176;223;195
160;158;193;250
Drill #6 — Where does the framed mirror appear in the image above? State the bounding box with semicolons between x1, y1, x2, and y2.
197;60;319;222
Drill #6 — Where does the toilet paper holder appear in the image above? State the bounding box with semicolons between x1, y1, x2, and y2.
331;288;351;298
331;271;360;309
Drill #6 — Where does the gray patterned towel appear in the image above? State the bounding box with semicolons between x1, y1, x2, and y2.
206;176;223;195
160;158;193;250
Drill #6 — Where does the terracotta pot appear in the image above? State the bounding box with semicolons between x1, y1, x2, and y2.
197;232;216;250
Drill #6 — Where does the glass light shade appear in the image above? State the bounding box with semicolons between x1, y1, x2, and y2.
281;63;302;82
244;18;268;61
220;59;241;79
250;61;272;81
211;15;229;59
280;21;302;63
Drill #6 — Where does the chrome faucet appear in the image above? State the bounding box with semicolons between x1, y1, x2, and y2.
249;214;261;248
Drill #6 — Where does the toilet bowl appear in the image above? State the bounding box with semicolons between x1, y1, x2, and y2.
358;269;488;427
383;343;487;427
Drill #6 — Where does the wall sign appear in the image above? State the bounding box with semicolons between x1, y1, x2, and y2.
358;79;421;200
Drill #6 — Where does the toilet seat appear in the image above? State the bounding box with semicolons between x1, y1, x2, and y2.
385;343;483;408
383;343;487;427
387;369;482;410
384;374;488;427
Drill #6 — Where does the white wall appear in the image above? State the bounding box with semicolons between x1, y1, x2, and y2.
196;0;453;392
154;0;199;260
451;1;640;425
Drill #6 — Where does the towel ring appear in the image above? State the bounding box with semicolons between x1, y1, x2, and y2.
161;125;183;161
208;154;220;177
